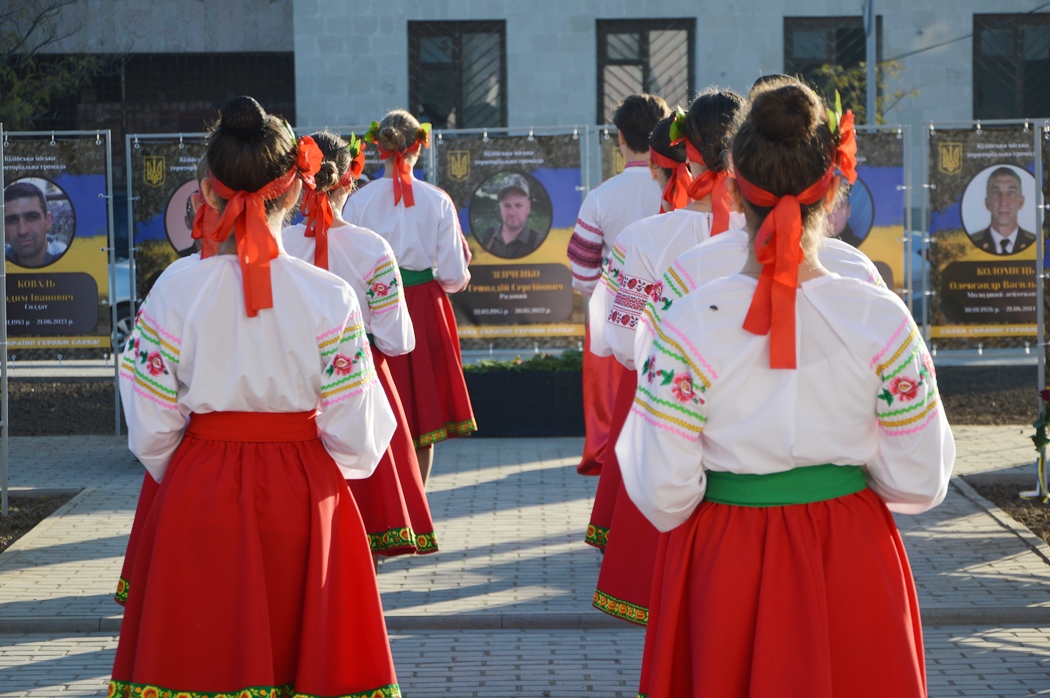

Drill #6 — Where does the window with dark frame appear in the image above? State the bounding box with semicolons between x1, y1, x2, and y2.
783;16;881;107
974;14;1050;120
596;19;695;124
408;21;507;130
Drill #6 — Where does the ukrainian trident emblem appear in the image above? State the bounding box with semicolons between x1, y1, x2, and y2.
448;151;470;182
143;156;166;187
938;142;962;176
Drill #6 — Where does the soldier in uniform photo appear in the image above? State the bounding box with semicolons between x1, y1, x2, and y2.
968;166;1035;255
478;173;545;258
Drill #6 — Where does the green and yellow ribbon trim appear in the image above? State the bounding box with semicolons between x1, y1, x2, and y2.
107;680;401;698
593;589;649;626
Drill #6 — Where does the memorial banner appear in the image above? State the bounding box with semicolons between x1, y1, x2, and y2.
835;130;907;294
437;133;584;337
3;134;112;350
129;136;207;301
928;126;1037;343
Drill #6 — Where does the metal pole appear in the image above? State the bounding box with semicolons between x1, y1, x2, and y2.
0;124;6;517
865;0;878;125
103;131;119;437
1036;124;1045;395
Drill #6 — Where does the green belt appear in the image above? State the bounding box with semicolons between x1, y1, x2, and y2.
399;267;434;286
705;464;867;507
366;333;375;345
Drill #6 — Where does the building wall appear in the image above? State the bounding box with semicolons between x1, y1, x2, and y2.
40;0;294;54
293;0;1047;131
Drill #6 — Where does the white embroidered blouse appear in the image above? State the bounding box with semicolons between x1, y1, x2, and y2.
568;164;662;295
634;230;886;372
282;222;415;357
618;272;954;532
342;178;470;294
588;209;748;369
118;254;396;483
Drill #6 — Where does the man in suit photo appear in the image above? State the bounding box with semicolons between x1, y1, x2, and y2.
968;167;1035;255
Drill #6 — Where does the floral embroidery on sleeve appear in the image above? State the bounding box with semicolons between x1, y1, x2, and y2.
119;311;180;410
873;317;941;434
319;312;379;408
364;255;402;317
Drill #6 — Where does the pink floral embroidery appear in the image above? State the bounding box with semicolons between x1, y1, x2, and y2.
371;282;389;298
145;352;167;376
890;376;919;401
649;282;664;303
331;354;355;376
921;353;936;381
671;374;696;403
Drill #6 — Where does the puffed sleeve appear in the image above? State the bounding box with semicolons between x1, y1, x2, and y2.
605;237;658;370
433;192;471;293
618;298;711;531
316;307;396;479
363;241;416;356
868;317;954;513
118;298;190;482
587;255;615;359
568;191;605;295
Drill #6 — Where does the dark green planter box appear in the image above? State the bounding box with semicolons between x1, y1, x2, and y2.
464;370;584;437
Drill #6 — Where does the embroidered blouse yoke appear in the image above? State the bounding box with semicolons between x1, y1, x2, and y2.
119;255;396;482
283;222;415;357
343;178;470;294
618;273;954;532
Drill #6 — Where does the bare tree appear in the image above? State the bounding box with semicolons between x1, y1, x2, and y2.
0;0;123;130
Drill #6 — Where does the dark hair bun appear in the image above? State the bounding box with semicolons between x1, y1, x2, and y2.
220;96;268;141
750;85;820;144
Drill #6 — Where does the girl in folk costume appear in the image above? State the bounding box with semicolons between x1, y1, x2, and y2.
634;77;886;385
344;109;475;485
569;93;670;476
619;82;954;698
587;90;747;625
110;97;402;698
283;130;438;559
114;155;224;606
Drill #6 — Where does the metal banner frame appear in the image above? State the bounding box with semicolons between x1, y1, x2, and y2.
1;124;6;516
432;125;589;341
922;118;1041;349
855;123;913;312
2;130;116;446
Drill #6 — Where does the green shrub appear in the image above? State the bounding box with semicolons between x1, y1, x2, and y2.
463;349;583;373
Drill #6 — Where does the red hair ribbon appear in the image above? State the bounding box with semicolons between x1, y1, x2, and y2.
206;137;322;317
835;110;858;184
735;166;835;369
683;140;732;235
375;129;428;208
649;147;692;212
190;190;221;258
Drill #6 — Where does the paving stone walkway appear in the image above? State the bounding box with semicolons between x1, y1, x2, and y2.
0;426;1048;695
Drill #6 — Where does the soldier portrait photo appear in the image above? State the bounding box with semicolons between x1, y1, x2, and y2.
962;165;1037;256
469;171;552;259
3;177;75;269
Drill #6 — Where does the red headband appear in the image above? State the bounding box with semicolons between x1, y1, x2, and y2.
683;141;732;235
649;147;692;212
735;110;857;369
302;144;367;270
205;136;323;316
190;190;221;258
375;130;428;207
735;167;834;369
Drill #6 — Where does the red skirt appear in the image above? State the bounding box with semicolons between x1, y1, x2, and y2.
114;473;159;605
584;368;635;548
348;347;438;556
577;328;626;475
385;279;475;448
637;488;926;698
593;484;659;626
109;412;399;698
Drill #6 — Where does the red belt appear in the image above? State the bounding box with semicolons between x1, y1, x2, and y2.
186;411;318;442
